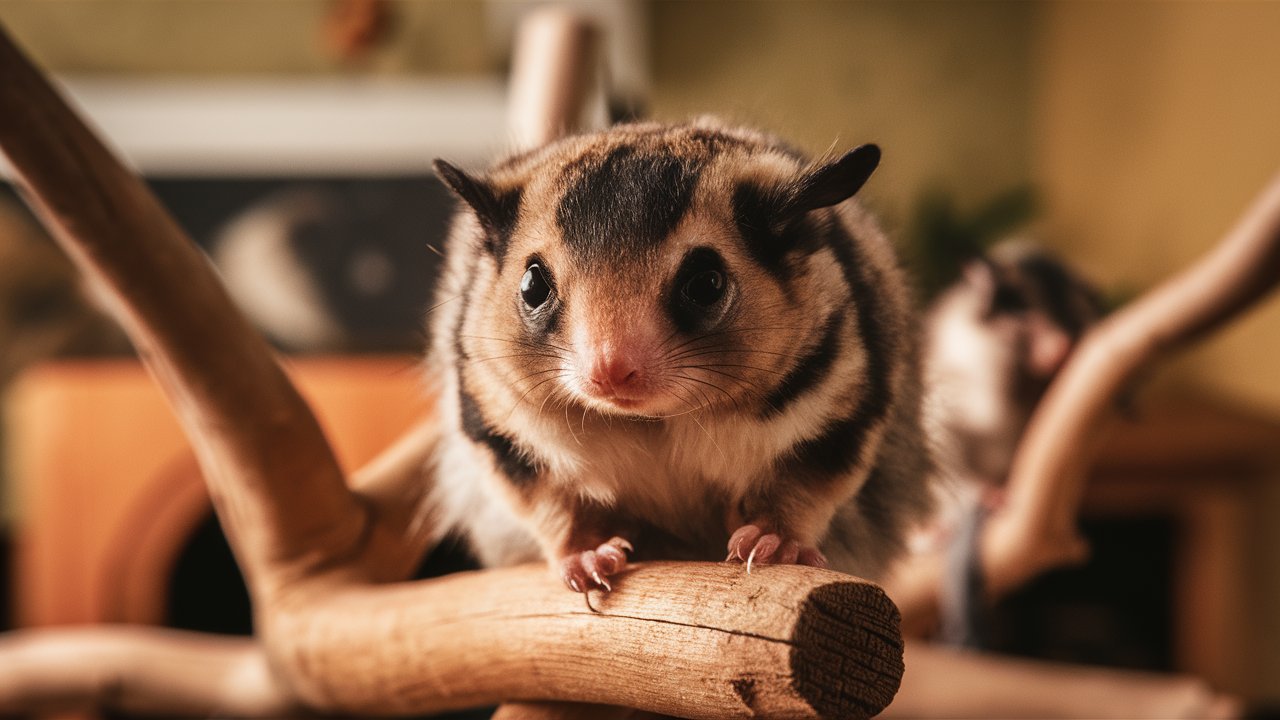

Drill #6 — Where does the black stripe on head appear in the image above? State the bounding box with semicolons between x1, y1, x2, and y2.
733;183;793;280
733;188;836;282
1016;254;1101;337
457;379;539;485
780;219;894;479
759;310;843;418
556;144;701;263
733;145;880;283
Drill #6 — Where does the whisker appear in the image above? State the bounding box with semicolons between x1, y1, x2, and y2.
665;346;808;364
422;294;461;318
678;367;785;416
460;334;572;354
660;382;707;419
564;402;583;447
660;324;811;357
690;413;726;464
505;372;570;422
465;352;565;366
678;365;773;395
671;362;787;377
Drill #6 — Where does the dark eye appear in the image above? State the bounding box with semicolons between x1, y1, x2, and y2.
521;263;552;309
682;269;725;307
990;282;1028;315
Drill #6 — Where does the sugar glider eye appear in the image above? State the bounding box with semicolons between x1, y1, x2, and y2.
521;263;552;309
682;269;725;307
670;247;730;332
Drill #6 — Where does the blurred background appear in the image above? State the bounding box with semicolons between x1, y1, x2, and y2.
0;0;1278;714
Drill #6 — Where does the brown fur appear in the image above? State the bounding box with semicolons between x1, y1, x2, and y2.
426;119;932;583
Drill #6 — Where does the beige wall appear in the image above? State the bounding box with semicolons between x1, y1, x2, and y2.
649;0;1035;229
1032;1;1280;417
0;0;493;75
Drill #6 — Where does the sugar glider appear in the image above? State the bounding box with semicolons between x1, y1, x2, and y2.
923;241;1104;495
426;119;932;592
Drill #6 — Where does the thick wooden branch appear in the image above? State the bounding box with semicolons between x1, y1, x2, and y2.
0;628;297;717
0;25;366;599
267;562;903;720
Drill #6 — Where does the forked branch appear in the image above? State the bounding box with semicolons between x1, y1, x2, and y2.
0;17;905;720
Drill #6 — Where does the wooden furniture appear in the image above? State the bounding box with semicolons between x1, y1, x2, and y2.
7;355;428;628
1085;399;1280;698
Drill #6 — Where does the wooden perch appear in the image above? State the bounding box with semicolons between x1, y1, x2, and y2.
268;563;902;718
0;17;903;720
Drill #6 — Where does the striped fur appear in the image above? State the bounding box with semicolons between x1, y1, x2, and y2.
426;119;932;580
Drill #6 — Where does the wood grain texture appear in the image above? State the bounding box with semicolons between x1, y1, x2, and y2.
267;562;902;719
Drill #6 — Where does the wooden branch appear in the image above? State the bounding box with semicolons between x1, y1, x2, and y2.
507;6;602;150
987;171;1280;597
0;25;366;600
885;642;1237;719
0;628;297;717
266;562;903;720
345;416;446;582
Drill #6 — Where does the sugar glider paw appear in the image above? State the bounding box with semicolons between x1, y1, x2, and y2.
725;524;828;573
559;536;633;593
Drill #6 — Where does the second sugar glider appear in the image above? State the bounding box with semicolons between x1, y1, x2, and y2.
426;119;932;592
923;241;1104;492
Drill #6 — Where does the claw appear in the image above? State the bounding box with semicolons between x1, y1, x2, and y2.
726;524;764;563
591;570;611;592
558;537;633;593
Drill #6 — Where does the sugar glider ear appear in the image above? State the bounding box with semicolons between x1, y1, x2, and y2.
433;159;521;255
783;144;880;218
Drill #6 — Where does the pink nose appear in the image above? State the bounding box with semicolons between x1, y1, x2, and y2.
589;352;639;391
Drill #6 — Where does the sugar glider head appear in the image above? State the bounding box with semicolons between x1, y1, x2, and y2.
435;121;879;419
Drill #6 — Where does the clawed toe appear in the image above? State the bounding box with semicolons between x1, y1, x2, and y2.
726;525;823;572
559;537;633;593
